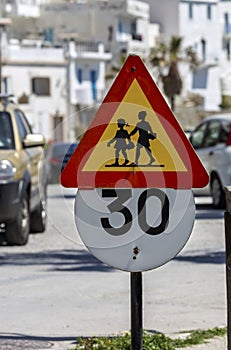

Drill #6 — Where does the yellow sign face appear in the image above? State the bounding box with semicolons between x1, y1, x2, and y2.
83;79;187;172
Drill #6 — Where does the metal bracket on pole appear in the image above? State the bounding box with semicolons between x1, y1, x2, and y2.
130;272;143;350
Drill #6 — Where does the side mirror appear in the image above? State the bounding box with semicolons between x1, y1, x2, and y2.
23;134;45;148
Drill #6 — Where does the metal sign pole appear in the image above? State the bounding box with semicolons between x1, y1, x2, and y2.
130;271;143;350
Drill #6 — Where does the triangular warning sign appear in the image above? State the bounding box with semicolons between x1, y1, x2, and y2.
61;55;209;189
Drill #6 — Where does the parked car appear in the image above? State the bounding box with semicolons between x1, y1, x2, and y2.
45;142;78;184
0;95;47;245
189;113;231;208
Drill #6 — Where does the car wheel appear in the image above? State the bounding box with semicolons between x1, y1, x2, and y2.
211;175;226;209
30;197;47;233
6;192;30;245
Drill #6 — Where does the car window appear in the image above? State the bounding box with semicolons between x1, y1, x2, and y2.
190;122;207;149
0;112;15;149
220;120;231;143
52;144;72;159
61;142;79;171
203;120;221;147
14;109;32;142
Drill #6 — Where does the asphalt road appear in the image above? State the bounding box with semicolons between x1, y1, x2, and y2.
0;185;227;349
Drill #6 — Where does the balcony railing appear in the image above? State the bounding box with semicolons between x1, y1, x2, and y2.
75;41;100;53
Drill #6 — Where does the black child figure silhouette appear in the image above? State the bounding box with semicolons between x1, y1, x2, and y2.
130;110;156;166
107;118;130;166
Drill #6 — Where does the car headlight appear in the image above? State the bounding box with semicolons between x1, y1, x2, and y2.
0;160;15;183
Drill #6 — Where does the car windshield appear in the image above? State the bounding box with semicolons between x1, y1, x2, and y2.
220;120;231;143
52;143;73;160
61;142;78;170
0;112;15;149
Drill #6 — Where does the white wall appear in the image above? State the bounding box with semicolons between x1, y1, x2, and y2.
3;64;67;141
219;0;231;97
39;0;150;59
179;1;221;110
179;1;220;62
144;0;179;39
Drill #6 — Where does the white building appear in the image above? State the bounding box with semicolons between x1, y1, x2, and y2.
0;0;152;139
4;0;231;113
2;39;111;141
145;0;222;111
0;0;40;18
219;0;231;101
179;0;221;111
37;0;151;62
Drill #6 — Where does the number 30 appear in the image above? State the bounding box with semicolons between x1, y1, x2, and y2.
101;189;169;236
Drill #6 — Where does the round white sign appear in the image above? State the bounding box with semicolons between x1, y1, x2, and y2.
75;188;195;272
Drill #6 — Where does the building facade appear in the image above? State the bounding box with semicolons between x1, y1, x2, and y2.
4;0;231;116
146;0;222;111
0;0;151;140
2;39;111;141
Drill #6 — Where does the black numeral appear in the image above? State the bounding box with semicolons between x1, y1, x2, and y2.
101;189;132;236
138;189;169;235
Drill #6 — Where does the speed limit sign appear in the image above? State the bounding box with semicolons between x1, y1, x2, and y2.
61;55;209;348
75;188;195;272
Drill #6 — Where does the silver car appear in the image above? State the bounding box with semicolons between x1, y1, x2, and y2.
45;142;78;184
190;113;231;208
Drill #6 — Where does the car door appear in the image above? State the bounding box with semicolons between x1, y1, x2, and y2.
190;119;223;194
202;120;227;182
14;109;42;209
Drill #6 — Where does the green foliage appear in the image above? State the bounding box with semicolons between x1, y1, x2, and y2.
173;327;227;347
71;327;226;350
150;35;199;111
169;36;182;62
219;95;231;110
75;332;131;350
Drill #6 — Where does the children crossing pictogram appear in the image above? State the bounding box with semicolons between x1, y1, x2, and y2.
105;110;162;168
81;81;185;173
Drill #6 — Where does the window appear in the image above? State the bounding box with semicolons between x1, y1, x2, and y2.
204;121;220;147
90;70;97;101
189;3;193;19
14;109;32;142
220;120;231;143
0;112;15;149
131;21;136;35
108;26;113;42
32;77;50;96
118;20;122;33
201;38;206;62
226;40;231;61
77;68;82;84
190;123;207;149
192;67;208;89
225;13;229;34
2;77;12;94
207;4;212;20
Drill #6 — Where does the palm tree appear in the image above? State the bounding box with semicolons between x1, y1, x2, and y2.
150;36;199;111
